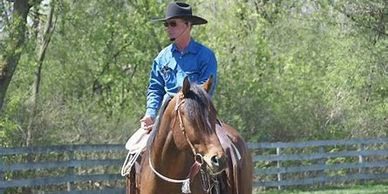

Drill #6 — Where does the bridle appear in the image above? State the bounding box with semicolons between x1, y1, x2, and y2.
148;93;221;194
174;93;199;155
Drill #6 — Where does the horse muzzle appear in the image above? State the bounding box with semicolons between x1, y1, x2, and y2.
203;153;227;175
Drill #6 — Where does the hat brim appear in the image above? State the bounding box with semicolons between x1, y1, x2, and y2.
152;15;207;25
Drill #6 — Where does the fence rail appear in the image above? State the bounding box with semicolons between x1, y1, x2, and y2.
1;138;388;193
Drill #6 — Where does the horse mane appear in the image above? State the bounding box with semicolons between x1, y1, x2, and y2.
182;83;217;134
155;96;172;126
149;82;217;142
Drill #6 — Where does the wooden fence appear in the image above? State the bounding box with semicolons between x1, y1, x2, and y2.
1;138;388;193
249;137;388;190
0;144;126;194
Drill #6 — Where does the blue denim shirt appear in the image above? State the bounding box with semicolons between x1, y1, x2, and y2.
145;39;217;118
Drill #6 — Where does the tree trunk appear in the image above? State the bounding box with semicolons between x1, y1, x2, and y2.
0;0;31;111
26;2;55;146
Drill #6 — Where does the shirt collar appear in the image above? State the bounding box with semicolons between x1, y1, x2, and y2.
171;39;199;54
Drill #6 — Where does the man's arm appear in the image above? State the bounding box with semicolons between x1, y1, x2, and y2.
199;50;217;96
145;60;166;119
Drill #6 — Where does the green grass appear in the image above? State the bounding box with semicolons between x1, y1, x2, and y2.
257;184;388;194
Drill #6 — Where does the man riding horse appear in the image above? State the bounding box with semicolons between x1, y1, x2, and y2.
122;2;252;194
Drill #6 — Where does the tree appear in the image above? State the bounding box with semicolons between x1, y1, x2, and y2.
0;0;34;111
25;1;55;146
1;0;386;148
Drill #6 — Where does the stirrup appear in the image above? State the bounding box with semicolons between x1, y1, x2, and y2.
121;151;141;176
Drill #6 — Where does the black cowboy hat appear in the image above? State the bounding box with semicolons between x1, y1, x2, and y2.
153;2;207;25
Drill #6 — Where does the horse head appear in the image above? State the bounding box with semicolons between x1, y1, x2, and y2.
170;76;226;174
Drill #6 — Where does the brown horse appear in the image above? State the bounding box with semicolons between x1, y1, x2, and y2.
127;77;252;194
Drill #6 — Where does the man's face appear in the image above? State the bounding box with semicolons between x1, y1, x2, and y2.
163;18;189;41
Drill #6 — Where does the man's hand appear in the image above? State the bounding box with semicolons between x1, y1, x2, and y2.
140;116;154;133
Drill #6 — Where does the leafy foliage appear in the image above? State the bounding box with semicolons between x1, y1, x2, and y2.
0;0;387;146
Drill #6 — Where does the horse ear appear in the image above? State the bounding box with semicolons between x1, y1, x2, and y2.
182;76;190;96
203;75;213;93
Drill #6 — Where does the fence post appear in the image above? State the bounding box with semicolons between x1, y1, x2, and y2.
67;148;75;192
276;147;282;190
358;143;365;184
0;160;4;194
318;146;326;187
